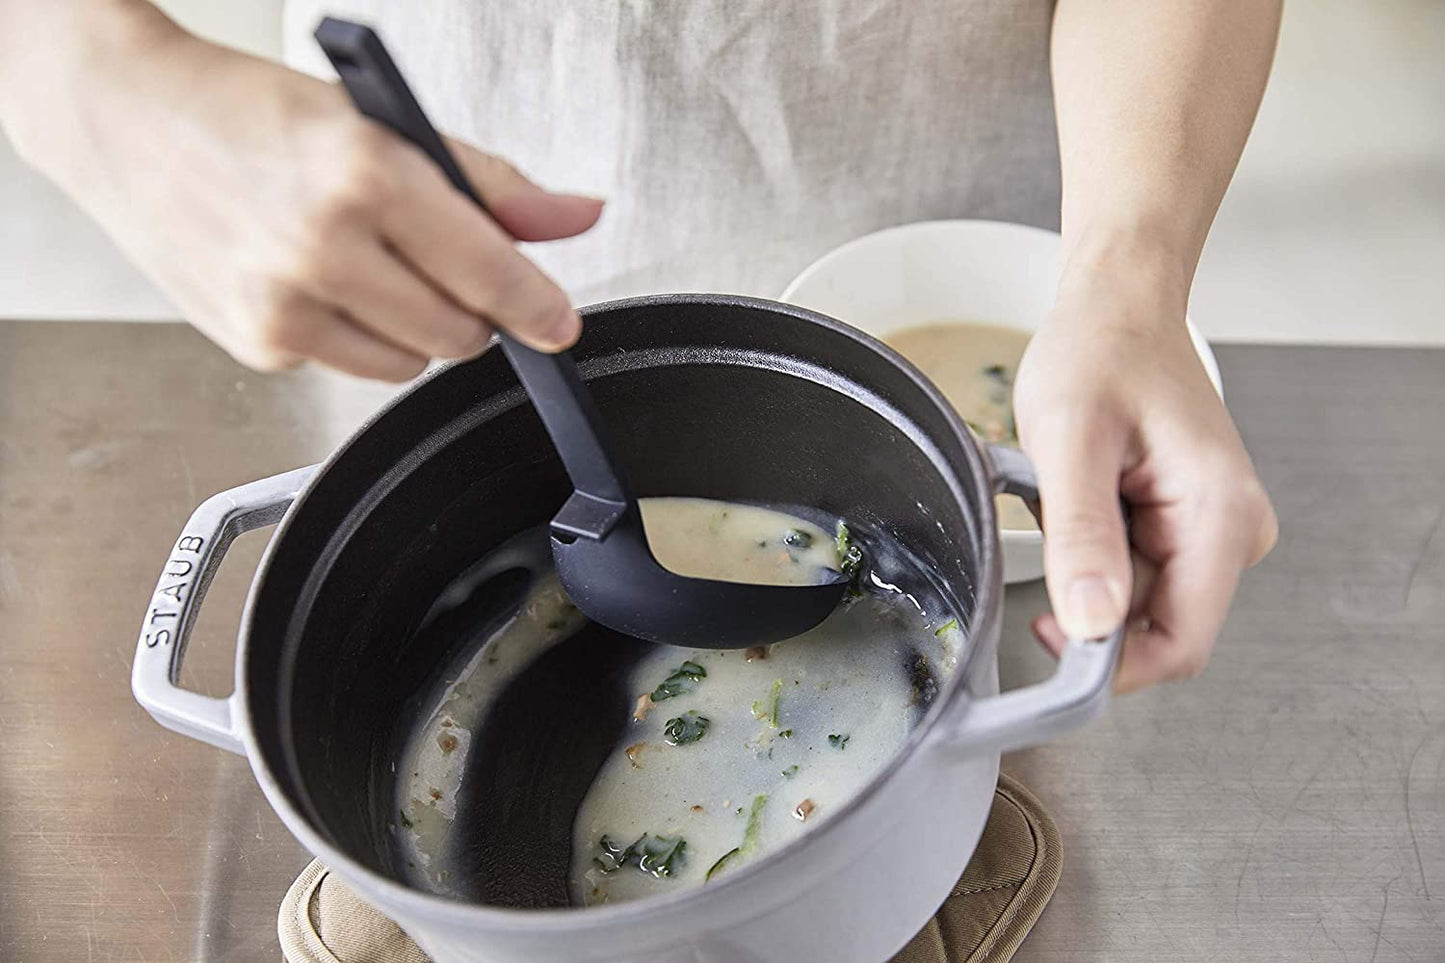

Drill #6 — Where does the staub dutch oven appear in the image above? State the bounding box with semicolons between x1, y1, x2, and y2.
132;294;1119;963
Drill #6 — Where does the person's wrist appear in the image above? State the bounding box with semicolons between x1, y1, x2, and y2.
1055;216;1194;332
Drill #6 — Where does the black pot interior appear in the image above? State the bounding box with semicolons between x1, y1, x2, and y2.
243;295;995;903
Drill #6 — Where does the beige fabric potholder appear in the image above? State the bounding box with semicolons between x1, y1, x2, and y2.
279;773;1060;963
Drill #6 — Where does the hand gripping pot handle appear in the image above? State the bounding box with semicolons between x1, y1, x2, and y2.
131;466;317;754
935;445;1124;756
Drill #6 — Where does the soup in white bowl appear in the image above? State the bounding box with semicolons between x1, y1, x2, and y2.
884;319;1038;533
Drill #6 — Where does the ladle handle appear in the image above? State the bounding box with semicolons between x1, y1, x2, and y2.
315;18;634;518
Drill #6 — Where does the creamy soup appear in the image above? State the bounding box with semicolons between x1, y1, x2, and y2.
885;321;1038;532
392;497;962;906
391;567;591;889
570;587;958;905
638;497;838;586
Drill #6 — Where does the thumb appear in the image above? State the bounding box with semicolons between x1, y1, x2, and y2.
1027;418;1132;640
448;139;605;242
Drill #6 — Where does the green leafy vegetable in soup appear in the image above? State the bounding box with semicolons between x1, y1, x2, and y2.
705;847;740;882
828;733;850;750
834;521;864;576
702;793;768;883
908;652;939;709
595;833;687;879
741;794;769;852
784;529;813;549
651;661;707;702
663;710;710;746
751;678;783;728
980;363;1015;439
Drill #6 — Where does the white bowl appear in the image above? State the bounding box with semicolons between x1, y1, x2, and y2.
780;219;1223;584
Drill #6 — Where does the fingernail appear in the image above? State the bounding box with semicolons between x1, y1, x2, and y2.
539;310;581;350
558;191;607;205
1063;575;1123;639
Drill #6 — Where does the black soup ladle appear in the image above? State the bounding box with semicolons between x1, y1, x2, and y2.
314;18;848;648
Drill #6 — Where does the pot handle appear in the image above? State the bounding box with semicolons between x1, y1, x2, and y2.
131;466;317;755
934;445;1124;756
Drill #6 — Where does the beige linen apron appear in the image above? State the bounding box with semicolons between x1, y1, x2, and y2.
282;0;1060;306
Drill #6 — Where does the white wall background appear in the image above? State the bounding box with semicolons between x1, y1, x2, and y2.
1;0;1440;344
1190;0;1444;345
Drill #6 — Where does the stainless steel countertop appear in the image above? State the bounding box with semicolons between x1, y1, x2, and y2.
1;322;1441;962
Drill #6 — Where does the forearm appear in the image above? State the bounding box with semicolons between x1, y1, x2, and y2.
0;0;189;178
1050;0;1282;294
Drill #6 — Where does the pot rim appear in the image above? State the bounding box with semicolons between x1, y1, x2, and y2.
236;292;1004;933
